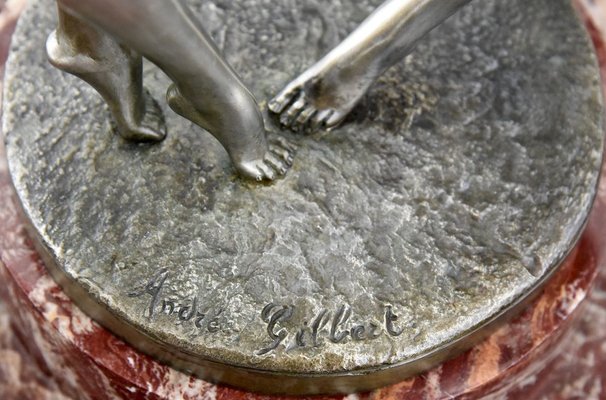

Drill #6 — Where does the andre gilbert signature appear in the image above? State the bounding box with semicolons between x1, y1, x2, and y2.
256;303;407;355
128;269;410;356
128;269;223;334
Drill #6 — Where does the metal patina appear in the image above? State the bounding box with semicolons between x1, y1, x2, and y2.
3;0;604;394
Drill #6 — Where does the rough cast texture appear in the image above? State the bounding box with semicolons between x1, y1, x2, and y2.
3;0;603;376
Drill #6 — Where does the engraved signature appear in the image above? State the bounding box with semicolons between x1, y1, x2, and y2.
256;303;407;355
128;270;411;356
128;268;223;333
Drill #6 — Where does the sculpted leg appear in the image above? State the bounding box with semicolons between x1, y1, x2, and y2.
270;0;472;132
47;4;166;142
58;0;293;181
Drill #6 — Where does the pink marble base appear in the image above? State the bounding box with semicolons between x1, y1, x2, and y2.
1;1;606;399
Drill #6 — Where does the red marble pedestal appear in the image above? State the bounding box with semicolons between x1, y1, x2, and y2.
1;1;606;399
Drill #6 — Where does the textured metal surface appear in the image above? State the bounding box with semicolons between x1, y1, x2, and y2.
2;0;604;394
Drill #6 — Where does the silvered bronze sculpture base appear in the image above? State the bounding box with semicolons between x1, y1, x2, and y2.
3;0;604;394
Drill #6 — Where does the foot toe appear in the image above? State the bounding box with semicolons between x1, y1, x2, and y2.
258;161;277;181
265;153;289;176
293;106;317;132
235;161;264;181
137;127;166;142
119;93;167;143
279;94;306;127
269;84;300;114
119;126;164;142
311;109;335;131
141;92;167;140
325;111;346;130
269;143;292;163
274;136;297;154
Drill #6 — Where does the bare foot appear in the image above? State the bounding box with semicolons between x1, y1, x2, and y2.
269;59;377;133
117;89;167;143
235;138;296;181
167;85;294;181
47;29;166;142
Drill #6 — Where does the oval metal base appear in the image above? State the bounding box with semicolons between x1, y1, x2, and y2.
3;0;604;394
